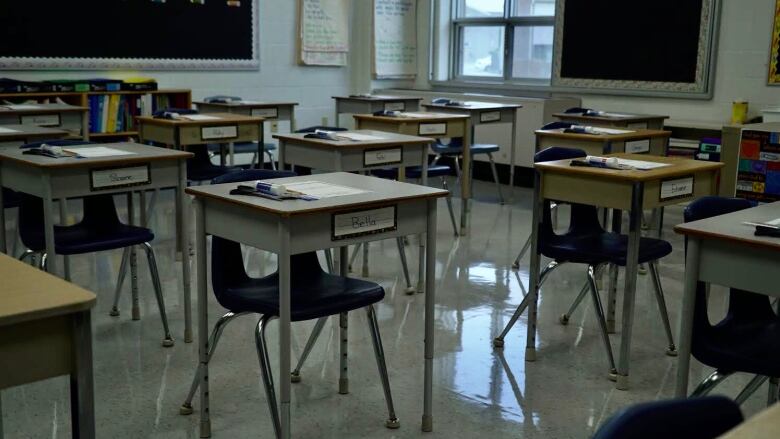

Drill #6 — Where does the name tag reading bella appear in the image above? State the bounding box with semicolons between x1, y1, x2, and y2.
201;125;238;141
332;206;397;240
251;107;278;118
364;147;402;166
660;175;694;201
419;123;446;135
20;114;60;126
91;164;151;191
625;139;650;154
384;102;405;112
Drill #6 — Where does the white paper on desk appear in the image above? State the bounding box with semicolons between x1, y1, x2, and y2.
63;147;136;158
601;113;636;118
180;114;222;121
589;127;634;135
398;112;435;119
0;127;20;133
617;158;671;170
284;181;369;198
2;104;42;110
337;132;387;141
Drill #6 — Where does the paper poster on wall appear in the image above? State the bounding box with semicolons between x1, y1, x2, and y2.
298;0;350;66
373;0;417;79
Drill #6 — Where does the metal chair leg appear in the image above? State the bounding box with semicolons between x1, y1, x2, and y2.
396;237;415;294
141;242;174;347
255;315;282;439
266;151;277;170
649;261;677;356
366;305;400;429
110;247;131;317
559;282;590;325
180;311;249;415
487;152;505;204
250;152;259;168
40;253;48;271
323;249;334;274
18;249;36;265
291;316;328;383
511;235;532;269
735;375;768;405
769;377;779;405
440;178;458;237
348;243;361;272
690;370;734;397
339;312;349;394
586;264;618;380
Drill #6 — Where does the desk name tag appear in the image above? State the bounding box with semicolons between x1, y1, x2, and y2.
251;107;278;118
332;206;397;241
91;164;151;191
419;123;446;135
480;111;501;123
201;125;238;141
625;139;650;154
20;114;60;127
384;102;405;112
627;122;648;130
660;175;694;201
364;147;402;167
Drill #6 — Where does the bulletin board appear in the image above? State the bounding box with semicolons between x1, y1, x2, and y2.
0;0;258;70
736;129;780;203
768;0;780;84
298;0;350;66
372;0;417;79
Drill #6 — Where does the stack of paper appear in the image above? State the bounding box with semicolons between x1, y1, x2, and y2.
284;181;370;199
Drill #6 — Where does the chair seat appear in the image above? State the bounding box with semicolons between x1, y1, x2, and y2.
433;142;499;156
208;142;276;154
542;233;672;266
371;165;451;180
217;271;385;322
23;222;155;255
188;161;240;182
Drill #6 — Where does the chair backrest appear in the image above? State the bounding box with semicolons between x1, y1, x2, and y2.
540;121;574;130
294;126;347;133
592;396;743;439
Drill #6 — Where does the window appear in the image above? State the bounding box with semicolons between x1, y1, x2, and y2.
452;0;556;83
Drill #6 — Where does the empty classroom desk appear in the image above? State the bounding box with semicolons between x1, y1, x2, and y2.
0;142;195;343
353;112;471;234
194;100;297;131
187;172;446;438
535;127;672;156
332;95;422;128
0;124;70;148
553;111;669;130
674;202;780;398
136;112;265;166
0;103;89;140
527;154;722;390
0;252;96;439
422;101;521;201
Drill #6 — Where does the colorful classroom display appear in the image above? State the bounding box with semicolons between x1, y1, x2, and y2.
737;129;780;202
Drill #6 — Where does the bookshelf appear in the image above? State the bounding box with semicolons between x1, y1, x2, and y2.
0;89;191;140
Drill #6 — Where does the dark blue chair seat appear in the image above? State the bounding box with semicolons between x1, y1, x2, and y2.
543;233;672;266
371;165;451;179
188;144;240;182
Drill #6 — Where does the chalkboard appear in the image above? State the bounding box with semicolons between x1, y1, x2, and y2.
0;0;258;70
552;0;719;96
373;0;417;79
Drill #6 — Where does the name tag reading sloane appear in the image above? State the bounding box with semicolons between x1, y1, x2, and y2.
20;114;60;126
201;125;238;141
332;206;397;240
419;123;446;135
364;147;402;166
251;107;278;118
660;175;694;201
91;164;151;191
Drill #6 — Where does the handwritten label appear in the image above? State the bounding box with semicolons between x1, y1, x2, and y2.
364;147;402;166
660;176;694;201
91;165;151;191
201;125;238;140
480;111;501;123
332;206;397;240
20;114;60;126
625;139;650;154
384;102;405;111
419;123;446;135
251;107;278;118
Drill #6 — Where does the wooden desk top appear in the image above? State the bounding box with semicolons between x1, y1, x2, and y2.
0;141;193;169
273;130;432;149
422;101;522;111
535;153;724;182
194;101;298;108
674;201;780;252
719;402;780;438
135;112;265;126
0;103;89;114
333;95;422;102
535;128;672;142
186;172;447;217
552;112;668;123
353;112;470;123
0;124;70;140
0;253;95;327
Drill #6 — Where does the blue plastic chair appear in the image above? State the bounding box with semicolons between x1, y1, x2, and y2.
179;169;400;436
16;140;174;347
683;196;780;404
494;147;677;378
592;396;743;439
431;136;504;204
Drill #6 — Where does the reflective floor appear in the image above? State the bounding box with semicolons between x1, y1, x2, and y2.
0;179;771;438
